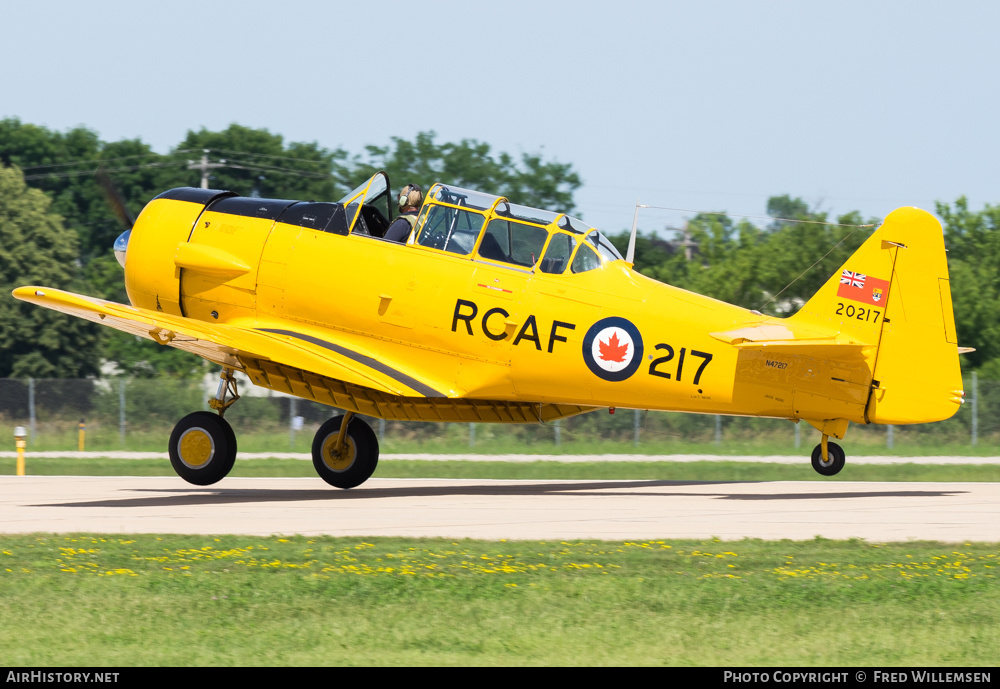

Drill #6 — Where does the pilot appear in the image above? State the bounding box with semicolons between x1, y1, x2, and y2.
383;183;423;243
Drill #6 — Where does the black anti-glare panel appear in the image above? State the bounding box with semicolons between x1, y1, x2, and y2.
277;202;348;235
154;189;350;234
154;187;237;205
209;196;297;220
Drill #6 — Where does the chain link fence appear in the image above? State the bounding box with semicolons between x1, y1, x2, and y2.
0;375;997;453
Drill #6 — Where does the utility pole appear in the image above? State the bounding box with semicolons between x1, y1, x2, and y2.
664;223;697;261
678;223;697;261
187;150;226;189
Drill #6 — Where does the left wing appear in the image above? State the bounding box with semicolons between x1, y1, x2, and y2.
12;286;446;397
13;286;594;423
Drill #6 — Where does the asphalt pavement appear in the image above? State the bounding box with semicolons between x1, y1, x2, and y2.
2;475;998;541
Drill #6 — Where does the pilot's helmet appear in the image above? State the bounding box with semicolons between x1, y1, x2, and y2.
398;183;423;210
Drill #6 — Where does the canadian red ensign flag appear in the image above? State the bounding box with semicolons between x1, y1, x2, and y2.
837;269;890;306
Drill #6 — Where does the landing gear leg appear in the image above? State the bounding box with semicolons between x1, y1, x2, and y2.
811;434;846;476
312;413;379;489
167;367;239;485
209;367;241;416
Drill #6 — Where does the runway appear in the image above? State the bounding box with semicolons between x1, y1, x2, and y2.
2;476;998;541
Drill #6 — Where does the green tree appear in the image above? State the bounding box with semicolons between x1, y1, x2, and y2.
0;119;184;263
753;200;871;314
0;165;101;377
681;214;771;308
176;124;348;201
351;131;582;212
936;197;1000;370
1;120;350;265
613;197;874;314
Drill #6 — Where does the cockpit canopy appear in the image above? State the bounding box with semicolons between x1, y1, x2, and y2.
316;173;622;274
409;182;623;275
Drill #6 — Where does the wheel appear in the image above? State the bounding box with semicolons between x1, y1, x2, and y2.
168;411;237;486
811;441;846;476
312;415;379;489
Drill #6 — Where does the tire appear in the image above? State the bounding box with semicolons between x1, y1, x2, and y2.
168;411;237;486
312;415;379;489
811;441;846;476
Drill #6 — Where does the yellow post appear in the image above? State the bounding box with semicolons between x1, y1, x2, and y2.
14;426;26;477
78;418;86;452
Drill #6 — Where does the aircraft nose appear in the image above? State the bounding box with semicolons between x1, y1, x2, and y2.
113;229;131;268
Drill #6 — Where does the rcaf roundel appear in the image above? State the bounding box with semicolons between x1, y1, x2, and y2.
582;317;644;382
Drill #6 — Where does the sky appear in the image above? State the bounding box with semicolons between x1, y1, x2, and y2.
2;0;998;236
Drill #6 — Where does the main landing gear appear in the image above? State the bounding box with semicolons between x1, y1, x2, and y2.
311;412;379;489
168;411;237;485
168;368;240;486
810;435;846;476
168;368;380;489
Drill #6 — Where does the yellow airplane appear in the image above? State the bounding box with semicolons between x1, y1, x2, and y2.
13;172;965;487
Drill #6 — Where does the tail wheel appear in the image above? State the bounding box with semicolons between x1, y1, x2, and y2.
312;415;379;489
168;411;237;485
811;442;846;476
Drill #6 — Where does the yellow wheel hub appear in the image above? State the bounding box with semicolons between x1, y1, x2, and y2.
178;428;215;468
321;433;356;472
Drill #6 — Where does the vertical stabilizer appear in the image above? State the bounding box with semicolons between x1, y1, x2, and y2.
791;207;963;424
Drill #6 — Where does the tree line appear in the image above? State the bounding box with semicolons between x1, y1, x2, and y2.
1;118;997;379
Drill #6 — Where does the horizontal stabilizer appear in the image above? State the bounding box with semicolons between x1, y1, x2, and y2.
711;322;866;361
711;322;835;345
731;340;869;360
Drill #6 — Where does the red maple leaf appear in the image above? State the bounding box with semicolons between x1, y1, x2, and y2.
598;332;629;363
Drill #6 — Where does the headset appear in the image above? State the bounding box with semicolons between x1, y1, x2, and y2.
398;183;423;210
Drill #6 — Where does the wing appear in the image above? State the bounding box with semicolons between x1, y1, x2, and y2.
13;286;595;424
12;286;445;397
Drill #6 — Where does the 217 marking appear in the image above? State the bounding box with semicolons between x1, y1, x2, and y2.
648;344;713;385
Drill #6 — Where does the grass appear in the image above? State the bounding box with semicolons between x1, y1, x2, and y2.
4;422;996;666
4;457;1000;483
0;534;997;666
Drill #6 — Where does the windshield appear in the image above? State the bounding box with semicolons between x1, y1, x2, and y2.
586;229;624;262
337;172;391;235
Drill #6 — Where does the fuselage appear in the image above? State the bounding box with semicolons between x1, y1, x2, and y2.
13;176;965;487
123;182;876;426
